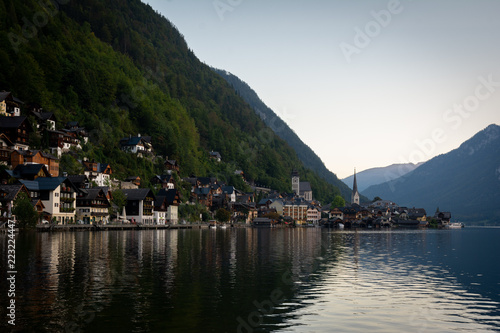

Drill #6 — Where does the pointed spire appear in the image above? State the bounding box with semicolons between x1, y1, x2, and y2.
351;167;360;205
353;168;358;193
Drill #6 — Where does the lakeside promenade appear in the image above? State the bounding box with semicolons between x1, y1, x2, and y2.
34;223;209;231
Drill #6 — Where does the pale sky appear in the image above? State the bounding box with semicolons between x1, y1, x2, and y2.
143;0;500;178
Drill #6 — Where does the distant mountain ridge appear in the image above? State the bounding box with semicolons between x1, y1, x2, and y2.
342;163;422;192
362;124;500;225
213;68;360;201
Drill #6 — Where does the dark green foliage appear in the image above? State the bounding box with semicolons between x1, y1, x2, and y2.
0;0;340;203
13;192;38;228
179;203;208;222
331;195;346;208
111;189;127;217
215;208;231;223
59;154;84;176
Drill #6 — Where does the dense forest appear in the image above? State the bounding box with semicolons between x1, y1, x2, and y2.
0;0;343;203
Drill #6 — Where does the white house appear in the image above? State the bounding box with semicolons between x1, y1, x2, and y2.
20;177;78;224
122;188;155;224
156;189;180;224
307;206;321;225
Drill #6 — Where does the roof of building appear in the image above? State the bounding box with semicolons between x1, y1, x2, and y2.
32;111;56;122
66;121;79;128
209;151;221;159
0;116;30;129
30;198;45;209
77;188;107;201
409;208;427;217
20;177;76;191
198;177;216;186
0;91;11;102
15;149;58;160
67;175;89;187
299;181;312;192
0;184;25;202
12;164;50;178
352;168;358;194
0;133;14;146
122;188;154;201
157;188;178;204
98;163;110;173
194;187;211;195
120;135;152;147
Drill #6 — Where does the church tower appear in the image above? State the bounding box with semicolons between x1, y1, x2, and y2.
351;168;360;205
291;170;300;196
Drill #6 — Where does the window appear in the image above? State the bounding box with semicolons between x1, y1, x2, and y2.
55;193;59;197
55;203;59;207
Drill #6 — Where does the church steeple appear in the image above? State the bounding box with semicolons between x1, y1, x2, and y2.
351;168;360;205
291;170;300;196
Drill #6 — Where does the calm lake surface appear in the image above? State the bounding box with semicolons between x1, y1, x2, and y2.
1;227;500;332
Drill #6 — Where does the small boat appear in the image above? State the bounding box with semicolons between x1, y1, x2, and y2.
219;224;227;229
449;222;464;229
338;223;344;229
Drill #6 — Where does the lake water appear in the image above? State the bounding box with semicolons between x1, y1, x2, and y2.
1;227;500;332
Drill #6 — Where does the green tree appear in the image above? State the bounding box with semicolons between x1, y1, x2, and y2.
215;208;231;223
372;196;382;202
111;189;127;218
60;154;84;176
12;192;39;228
331;195;346;208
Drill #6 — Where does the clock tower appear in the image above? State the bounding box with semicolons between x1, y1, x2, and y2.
291;170;300;196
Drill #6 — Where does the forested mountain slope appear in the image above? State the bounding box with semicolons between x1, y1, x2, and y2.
0;0;340;202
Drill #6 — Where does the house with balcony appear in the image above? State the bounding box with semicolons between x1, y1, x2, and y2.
329;207;344;220
82;160;112;187
76;188;110;224
20;177;78;224
283;198;309;224
156;188;180;224
0;133;14;165
165;158;179;172
0;92;22;117
222;186;236;203
64;121;88;144
209;151;221;162
122;188;155;224
119;134;153;157
30;107;56;131
10;150;59;177
307;206;321;224
0;116;33;151
48;130;81;157
151;174;175;190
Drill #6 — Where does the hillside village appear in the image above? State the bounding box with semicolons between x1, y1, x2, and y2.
0;91;325;226
0;91;451;228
